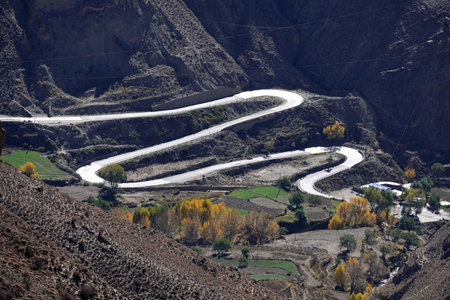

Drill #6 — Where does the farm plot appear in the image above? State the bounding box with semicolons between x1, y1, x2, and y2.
217;197;283;216
303;206;329;221
250;197;287;210
212;258;300;281
3;150;71;180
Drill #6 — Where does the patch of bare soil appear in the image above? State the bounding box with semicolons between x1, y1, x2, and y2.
127;156;213;181
233;153;333;185
57;185;101;201
303;207;328;221
217;197;283;216
268;228;367;258
329;187;363;201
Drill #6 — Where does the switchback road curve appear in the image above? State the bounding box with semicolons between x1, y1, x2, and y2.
1;90;364;198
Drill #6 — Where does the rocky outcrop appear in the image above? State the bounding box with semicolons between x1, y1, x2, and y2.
1;0;247;115
184;0;450;157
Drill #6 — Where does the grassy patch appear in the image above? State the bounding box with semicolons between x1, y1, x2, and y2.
330;199;342;208
228;189;259;199
229;186;288;199
3;150;71;180
249;274;291;281
235;208;250;216
212;259;299;276
275;214;297;224
251;187;288;198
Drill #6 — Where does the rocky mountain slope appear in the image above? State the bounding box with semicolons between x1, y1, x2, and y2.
1;0;449;158
184;0;450;157
0;162;283;299
0;203;128;299
379;221;450;299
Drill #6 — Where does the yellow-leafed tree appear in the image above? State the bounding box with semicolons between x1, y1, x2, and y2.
244;212;279;245
345;257;365;293
19;161;39;179
334;264;347;290
328;215;343;230
323;121;345;140
387;214;398;225
200;220;223;245
337;201;351;225
362;211;376;227
405;167;416;180
181;218;201;245
376;210;387;224
337;198;370;228
219;208;245;243
364;283;373;299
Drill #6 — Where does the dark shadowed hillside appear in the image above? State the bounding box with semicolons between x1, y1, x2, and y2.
184;0;450;157
1;0;449;158
0;162;283;299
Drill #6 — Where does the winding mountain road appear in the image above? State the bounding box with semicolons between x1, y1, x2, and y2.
1;89;364;197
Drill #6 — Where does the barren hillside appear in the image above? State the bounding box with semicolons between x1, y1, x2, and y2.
0;203;128;299
1;0;449;159
379;221;450;300
0;162;283;299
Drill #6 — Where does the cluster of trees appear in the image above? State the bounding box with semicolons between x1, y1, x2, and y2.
19;162;39;179
329;191;397;230
385;228;420;249
401;176;441;212
335;255;386;295
323;121;345;140
129;199;279;246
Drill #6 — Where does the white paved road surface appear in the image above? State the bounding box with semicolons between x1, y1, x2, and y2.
1;90;365;193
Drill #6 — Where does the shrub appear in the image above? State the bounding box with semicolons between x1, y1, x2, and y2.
241;247;250;259
279;227;289;235
238;258;249;268
364;229;377;246
191;246;202;255
277;177;292;191
308;195;322;206
289;193;304;208
212;238;232;255
78;284;96;300
339;234;357;253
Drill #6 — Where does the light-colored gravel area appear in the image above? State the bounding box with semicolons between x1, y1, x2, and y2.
329;187;363;201
127;156;213;181
249;196;287;210
233;153;336;185
58;185;101;201
268;228;368;257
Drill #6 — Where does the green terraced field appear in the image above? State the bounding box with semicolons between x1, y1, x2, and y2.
229;186;288;199
228;189;259;199
212;258;300;277
3;150;71;180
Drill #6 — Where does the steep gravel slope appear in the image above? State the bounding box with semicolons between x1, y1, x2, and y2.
0;162;283;299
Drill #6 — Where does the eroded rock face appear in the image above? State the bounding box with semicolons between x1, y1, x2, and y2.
184;0;450;156
0;121;5;157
